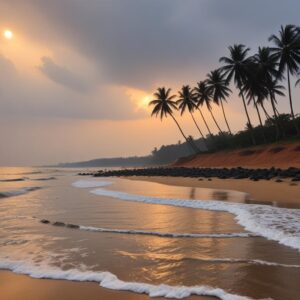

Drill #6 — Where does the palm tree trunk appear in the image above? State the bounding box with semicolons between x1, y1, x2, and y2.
254;98;263;126
287;68;300;135
254;98;266;143
240;89;256;145
261;102;271;121
170;114;199;153
190;111;207;150
208;107;224;135
270;94;281;140
197;107;212;136
220;99;232;134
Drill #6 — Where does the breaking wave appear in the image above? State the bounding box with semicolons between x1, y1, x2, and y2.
0;259;264;300
69;180;300;252
0;187;41;198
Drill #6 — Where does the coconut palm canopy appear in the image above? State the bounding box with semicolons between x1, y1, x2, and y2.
150;24;300;148
149;87;177;120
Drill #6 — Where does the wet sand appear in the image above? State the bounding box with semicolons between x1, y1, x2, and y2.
127;176;300;208
0;271;214;300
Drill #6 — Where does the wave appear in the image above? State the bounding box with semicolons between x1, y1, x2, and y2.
31;177;56;181
72;180;112;188
0;259;261;300
38;218;258;238
79;225;258;238
0;187;41;198
0;177;27;182
72;181;300;252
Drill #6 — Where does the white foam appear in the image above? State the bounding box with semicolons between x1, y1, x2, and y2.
0;259;260;300
79;225;257;238
72;180;112;188
90;188;300;252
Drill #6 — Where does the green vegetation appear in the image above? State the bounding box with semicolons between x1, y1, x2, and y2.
149;24;300;153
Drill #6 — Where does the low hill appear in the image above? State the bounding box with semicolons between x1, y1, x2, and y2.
173;141;300;168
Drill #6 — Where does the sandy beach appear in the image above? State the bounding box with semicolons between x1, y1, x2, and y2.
127;176;300;208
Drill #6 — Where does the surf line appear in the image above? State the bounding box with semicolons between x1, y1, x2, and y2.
38;219;259;239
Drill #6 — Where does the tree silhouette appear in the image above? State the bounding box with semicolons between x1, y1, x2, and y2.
177;85;207;145
269;24;300;134
220;44;256;144
194;81;225;135
206;69;232;134
149;87;199;153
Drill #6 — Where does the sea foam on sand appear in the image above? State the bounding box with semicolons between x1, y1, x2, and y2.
0;259;265;300
72;180;112;188
71;180;300;252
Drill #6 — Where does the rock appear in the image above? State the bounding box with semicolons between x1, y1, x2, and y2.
40;219;50;224
291;175;300;182
275;179;283;183
53;221;65;227
66;224;80;229
290;182;297;186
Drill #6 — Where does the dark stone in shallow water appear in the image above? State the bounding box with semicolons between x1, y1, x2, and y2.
53;221;65;227
40;219;50;224
66;224;80;229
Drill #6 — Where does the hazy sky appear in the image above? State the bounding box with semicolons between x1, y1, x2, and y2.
1;0;300;166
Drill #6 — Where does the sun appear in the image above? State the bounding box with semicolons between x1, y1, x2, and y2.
4;30;13;39
139;95;152;109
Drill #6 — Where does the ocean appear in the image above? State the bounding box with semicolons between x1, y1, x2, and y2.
0;167;299;300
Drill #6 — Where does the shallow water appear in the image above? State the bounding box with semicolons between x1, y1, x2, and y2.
0;167;299;300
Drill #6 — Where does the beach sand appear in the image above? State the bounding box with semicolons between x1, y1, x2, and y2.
127;176;300;208
0;271;214;300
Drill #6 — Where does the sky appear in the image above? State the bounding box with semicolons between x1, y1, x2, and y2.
0;0;300;166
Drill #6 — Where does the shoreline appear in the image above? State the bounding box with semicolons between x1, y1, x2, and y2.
126;176;300;207
0;270;215;300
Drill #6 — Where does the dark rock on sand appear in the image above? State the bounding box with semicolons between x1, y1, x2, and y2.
53;221;65;227
66;224;80;229
40;219;50;224
91;166;300;182
291;175;300;182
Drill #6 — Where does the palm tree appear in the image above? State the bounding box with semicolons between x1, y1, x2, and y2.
295;72;300;87
242;62;267;142
177;85;207;143
269;24;300;134
191;82;212;136
193;81;225;135
219;44;256;144
205;69;232;134
265;79;286;138
149;87;199;153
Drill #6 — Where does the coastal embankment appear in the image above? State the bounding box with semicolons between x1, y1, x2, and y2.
173;141;300;168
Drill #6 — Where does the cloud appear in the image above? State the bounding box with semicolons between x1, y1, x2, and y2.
38;56;90;93
0;0;300;165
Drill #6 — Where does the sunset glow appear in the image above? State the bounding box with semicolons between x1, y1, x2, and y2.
4;30;13;39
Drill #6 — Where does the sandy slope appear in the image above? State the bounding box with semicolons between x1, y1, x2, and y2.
173;141;300;168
